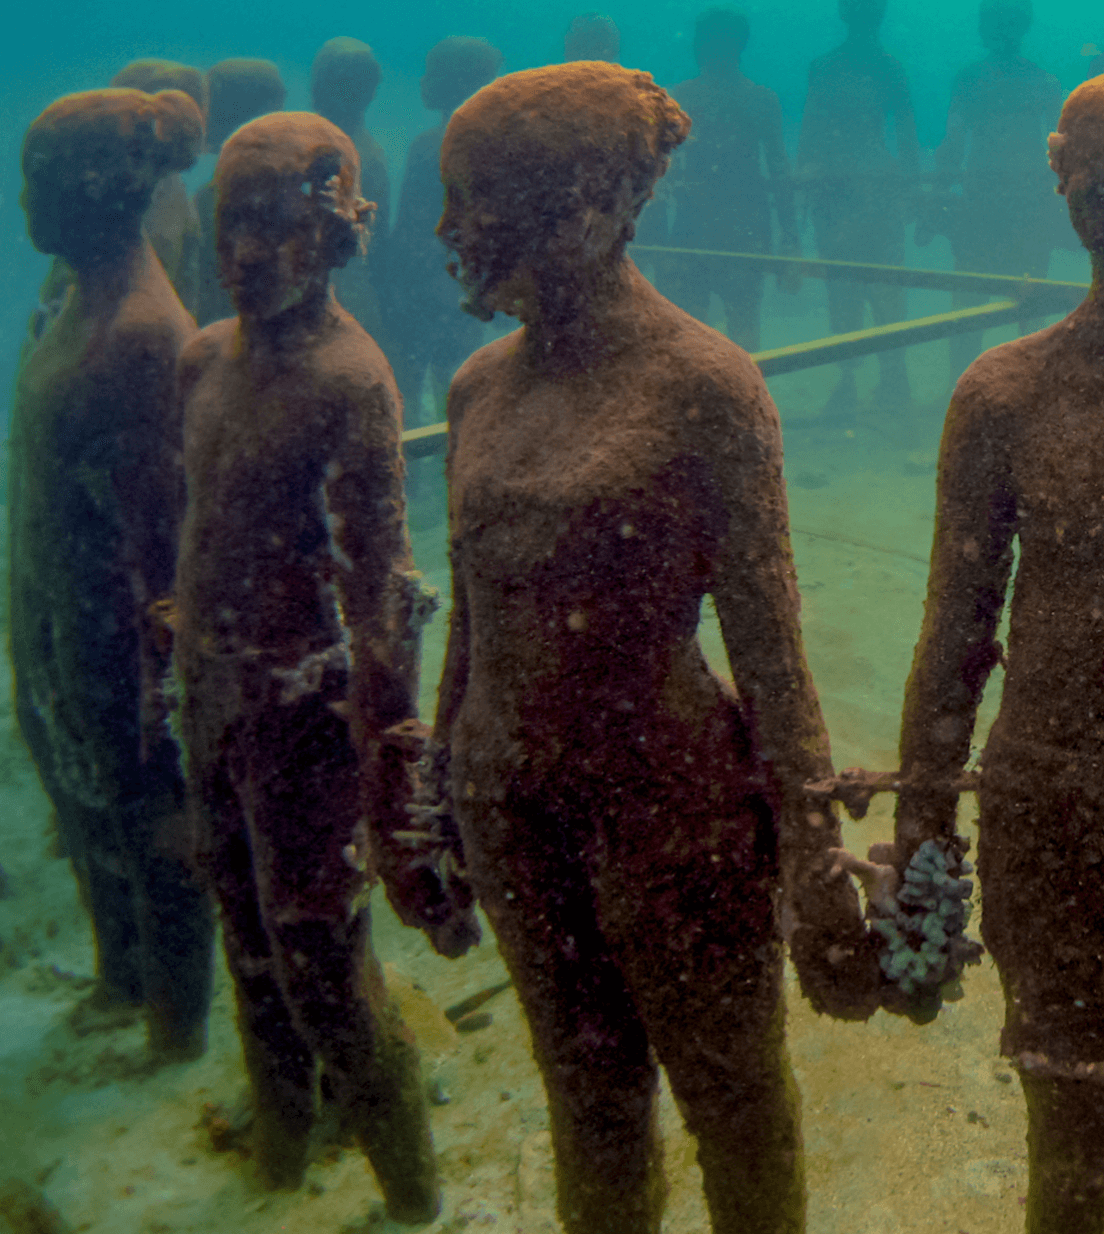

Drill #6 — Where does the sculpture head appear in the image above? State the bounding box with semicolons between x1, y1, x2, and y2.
978;0;1032;56
420;37;502;116
564;13;621;63
21;88;203;267
111;58;208;125
838;0;887;37
437;62;690;322
205;59;285;152
1049;76;1104;256
694;8;750;74
311;37;381;127
214;111;371;320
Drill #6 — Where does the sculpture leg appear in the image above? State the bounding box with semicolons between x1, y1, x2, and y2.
244;689;440;1222
462;797;665;1234
188;720;315;1189
598;791;804;1234
121;770;215;1060
1022;1073;1104;1234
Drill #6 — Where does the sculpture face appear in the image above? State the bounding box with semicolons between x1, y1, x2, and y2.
216;182;328;319
437;172;534;321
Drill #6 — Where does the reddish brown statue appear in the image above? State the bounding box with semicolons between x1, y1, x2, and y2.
10;88;214;1058
172;112;450;1218
429;62;879;1234
893;75;1104;1233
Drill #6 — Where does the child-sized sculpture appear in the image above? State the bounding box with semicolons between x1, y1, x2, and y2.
891;75;1104;1233
173;112;458;1218
429;62;880;1234
10;88;214;1058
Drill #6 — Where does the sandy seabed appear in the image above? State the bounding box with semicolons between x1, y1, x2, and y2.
0;265;1069;1234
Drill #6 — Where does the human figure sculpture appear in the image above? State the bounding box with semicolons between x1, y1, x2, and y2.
889;75;1104;1232
25;60;208;345
192;59;285;326
797;0;919;417
655;8;800;352
311;37;390;341
10;87;214;1059
383;36;501;426
173;111;461;1217
564;12;621;62
928;0;1063;384
429;61;880;1234
111;60;208;316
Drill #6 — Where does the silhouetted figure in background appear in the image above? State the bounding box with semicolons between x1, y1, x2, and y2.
564;12;621;62
798;0;919;416
111;60;208;316
659;8;800;352
930;0;1062;383
175;112;450;1214
11;87;214;1061
384;37;502;428
894;76;1104;1233
193;59;285;326
312;37;390;341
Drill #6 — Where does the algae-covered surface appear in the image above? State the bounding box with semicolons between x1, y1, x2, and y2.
0;272;1053;1232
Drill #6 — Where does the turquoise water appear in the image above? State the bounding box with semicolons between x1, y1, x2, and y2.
1;3;1099;1230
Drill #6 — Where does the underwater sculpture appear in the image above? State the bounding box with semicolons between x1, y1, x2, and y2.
25;60;208;346
383;36;502;426
838;73;1104;1234
111;59;208;315
427;60;880;1234
925;0;1063;384
9;87;214;1059
797;0;919;416
648;7;800;352
192;59;285;327
172;111;458;1218
311;37;391;341
563;12;621;62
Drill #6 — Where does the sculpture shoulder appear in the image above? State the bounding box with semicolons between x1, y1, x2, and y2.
449;330;523;415
179;318;235;385
312;308;400;405
951;322;1061;424
656;304;771;414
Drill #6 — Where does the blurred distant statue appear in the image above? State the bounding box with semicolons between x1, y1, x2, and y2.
383;37;502;425
655;8;800;351
312;37;390;341
925;0;1062;383
889;76;1104;1233
111;60;208;316
11;87;214;1062
564;12;621;62
192;59;285;326
797;0;919;417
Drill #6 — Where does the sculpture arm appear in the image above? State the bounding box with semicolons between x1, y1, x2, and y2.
702;370;879;1019
895;373;1016;857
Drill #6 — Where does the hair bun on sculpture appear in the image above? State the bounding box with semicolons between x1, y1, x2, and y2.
25;88;204;185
